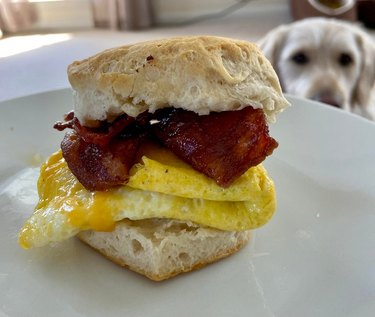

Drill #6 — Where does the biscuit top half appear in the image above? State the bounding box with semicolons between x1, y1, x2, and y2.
68;36;289;125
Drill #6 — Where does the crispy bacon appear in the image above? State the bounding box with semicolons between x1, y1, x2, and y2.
53;111;75;131
54;113;136;146
152;107;278;187
61;130;140;191
55;106;277;190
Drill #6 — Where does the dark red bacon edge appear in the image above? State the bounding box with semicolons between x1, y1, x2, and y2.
54;106;278;191
54;111;136;146
151;107;278;187
61;130;141;191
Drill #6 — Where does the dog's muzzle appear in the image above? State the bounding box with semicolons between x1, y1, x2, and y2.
310;91;343;109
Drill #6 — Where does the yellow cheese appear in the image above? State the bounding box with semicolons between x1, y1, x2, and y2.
19;148;276;249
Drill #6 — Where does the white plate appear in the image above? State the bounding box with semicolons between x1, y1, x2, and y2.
1;89;374;317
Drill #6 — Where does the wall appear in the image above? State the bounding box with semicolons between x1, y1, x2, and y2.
154;0;289;24
7;0;290;33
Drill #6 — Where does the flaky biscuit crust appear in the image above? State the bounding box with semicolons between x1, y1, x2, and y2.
68;36;289;125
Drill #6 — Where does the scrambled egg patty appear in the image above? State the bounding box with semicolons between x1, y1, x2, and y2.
19;148;276;249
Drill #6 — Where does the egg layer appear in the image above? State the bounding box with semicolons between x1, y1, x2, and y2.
19;147;276;249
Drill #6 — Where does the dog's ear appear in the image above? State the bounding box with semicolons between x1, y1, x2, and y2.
352;30;375;114
258;25;290;68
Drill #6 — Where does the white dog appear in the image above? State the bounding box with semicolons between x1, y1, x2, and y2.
259;18;375;120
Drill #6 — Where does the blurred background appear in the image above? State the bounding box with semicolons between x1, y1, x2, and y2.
1;0;374;37
0;0;374;102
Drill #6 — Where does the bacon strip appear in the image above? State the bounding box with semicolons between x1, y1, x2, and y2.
54;113;136;146
61;130;140;191
53;111;75;131
152;107;278;187
56;106;277;190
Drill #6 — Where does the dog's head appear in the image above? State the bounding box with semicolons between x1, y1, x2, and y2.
259;18;375;119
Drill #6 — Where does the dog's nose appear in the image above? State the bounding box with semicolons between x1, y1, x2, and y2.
310;92;342;108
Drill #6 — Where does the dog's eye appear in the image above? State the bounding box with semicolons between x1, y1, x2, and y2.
339;53;353;67
291;52;309;65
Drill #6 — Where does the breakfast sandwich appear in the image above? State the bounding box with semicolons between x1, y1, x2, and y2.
18;36;289;281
